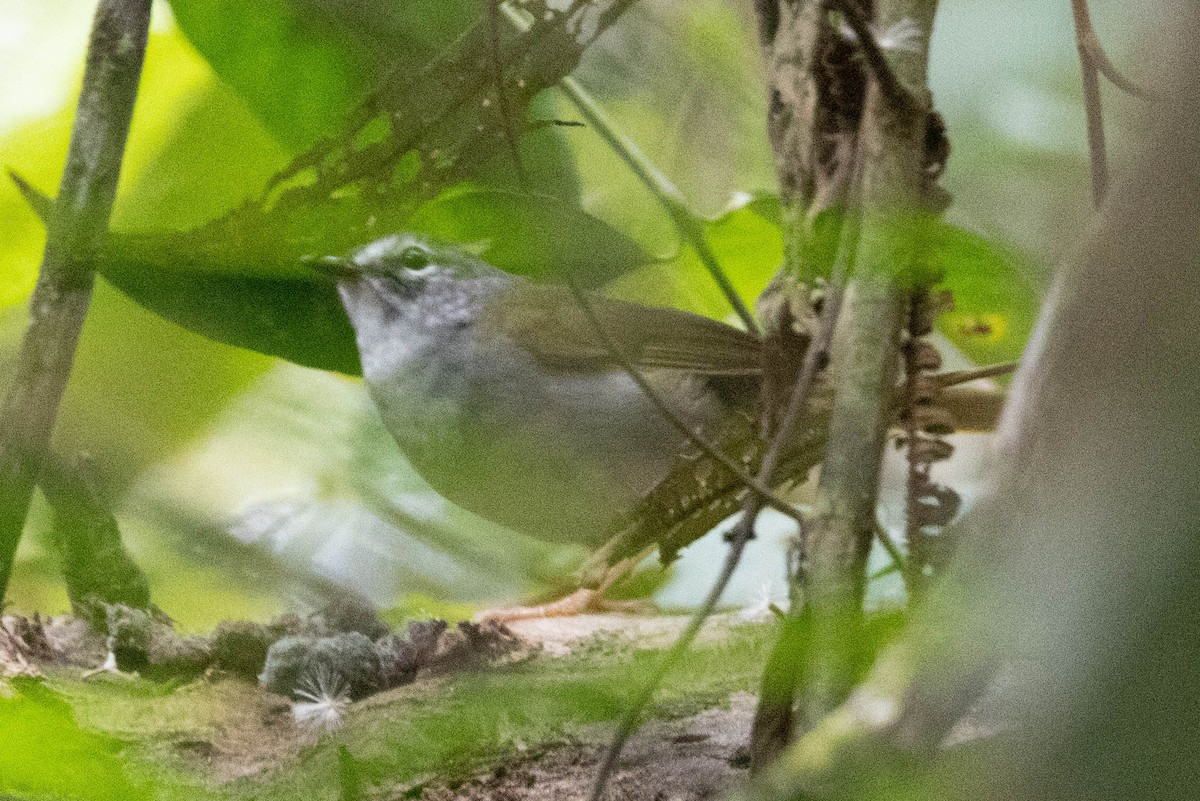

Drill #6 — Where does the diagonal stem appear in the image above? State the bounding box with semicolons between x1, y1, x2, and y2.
1071;0;1109;205
0;0;153;602
586;119;866;801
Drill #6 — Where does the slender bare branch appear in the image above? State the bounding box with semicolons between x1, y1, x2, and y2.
560;75;761;333
747;103;870;771
1070;0;1109;203
0;0;153;601
501;3;759;333
873;523;908;578
794;0;939;725
588;99;868;797
1071;0;1154;99
586;236;854;799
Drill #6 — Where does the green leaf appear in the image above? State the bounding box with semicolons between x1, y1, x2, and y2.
606;194;783;321
408;188;647;284
168;0;479;150
930;224;1042;365
93;189;649;375
168;0;581;202
0;679;153;801
100;257;361;374
608;194;1041;367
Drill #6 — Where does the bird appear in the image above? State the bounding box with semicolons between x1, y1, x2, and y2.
315;233;793;614
317;233;1008;618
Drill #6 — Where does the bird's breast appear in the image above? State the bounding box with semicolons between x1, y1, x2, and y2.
360;326;731;546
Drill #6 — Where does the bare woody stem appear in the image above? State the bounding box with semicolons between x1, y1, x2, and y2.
1069;0;1154;205
585;119;864;801
1071;0;1109;204
797;0;939;723
563;281;807;526
0;0;152;602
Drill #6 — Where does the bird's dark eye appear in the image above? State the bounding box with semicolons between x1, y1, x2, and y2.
397;245;432;271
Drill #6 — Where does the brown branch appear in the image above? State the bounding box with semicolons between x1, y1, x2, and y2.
792;0;938;726
748;129;868;770
1071;0;1154;100
0;0;153;602
1070;0;1109;203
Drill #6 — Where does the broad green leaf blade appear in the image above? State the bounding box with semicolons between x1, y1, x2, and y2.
95;189;650;374
930;224;1042;365
100;262;361;375
408;188;648;284
168;0;480;150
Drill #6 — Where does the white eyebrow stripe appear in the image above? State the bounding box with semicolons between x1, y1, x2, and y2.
353;235;401;266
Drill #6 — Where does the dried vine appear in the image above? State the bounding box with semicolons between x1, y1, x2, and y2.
1070;0;1153;205
900;287;960;600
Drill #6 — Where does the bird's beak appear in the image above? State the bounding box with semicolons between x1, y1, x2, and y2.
305;255;360;281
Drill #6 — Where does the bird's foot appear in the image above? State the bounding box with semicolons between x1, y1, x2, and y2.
473;588;656;623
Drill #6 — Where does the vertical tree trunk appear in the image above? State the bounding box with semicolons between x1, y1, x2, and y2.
750;0;942;758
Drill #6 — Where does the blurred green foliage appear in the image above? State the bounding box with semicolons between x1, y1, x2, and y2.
0;680;153;801
168;0;481;150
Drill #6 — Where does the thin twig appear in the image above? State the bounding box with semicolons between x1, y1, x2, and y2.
584;291;842;796
562;281;805;527
873;523;908;579
555;74;759;334
1070;0;1109;204
1070;0;1154;99
745;121;869;770
868;561;900;581
584;307;841;797
501;4;758;333
0;0;153;601
584;518;756;801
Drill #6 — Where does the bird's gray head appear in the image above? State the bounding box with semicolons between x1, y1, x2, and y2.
316;233;512;336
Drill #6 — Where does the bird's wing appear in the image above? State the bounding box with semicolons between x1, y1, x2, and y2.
488;283;763;375
581;384;834;578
